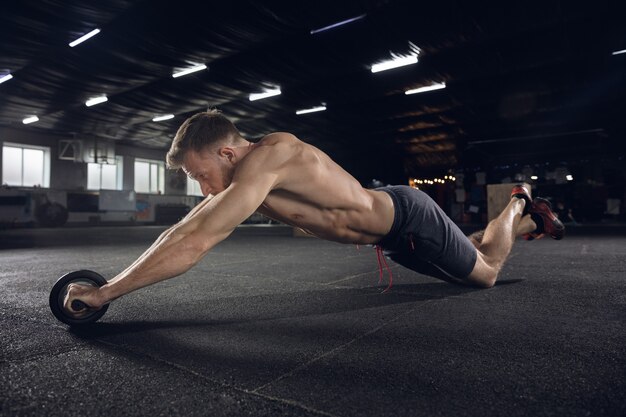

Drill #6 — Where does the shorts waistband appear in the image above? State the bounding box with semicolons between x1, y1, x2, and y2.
376;186;405;247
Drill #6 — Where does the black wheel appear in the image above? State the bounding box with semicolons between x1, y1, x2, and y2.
49;270;109;326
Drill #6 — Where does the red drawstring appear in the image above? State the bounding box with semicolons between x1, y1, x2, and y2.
372;234;416;292
375;246;383;284
375;245;393;293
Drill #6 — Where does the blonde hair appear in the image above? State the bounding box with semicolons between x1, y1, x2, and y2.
166;110;244;169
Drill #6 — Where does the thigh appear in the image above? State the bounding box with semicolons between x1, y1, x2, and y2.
380;187;478;284
385;248;469;285
409;191;478;279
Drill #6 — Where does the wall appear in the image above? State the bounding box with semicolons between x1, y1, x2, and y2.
0;126;189;193
0;127;196;225
115;143;188;196
0;127;88;190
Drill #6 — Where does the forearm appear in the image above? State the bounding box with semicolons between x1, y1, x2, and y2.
116;226;175;278
97;179;273;304
99;228;223;303
115;199;212;278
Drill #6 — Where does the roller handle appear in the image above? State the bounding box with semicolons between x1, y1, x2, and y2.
71;299;88;311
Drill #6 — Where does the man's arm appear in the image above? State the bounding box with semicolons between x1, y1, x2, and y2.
111;194;216;280
65;171;278;312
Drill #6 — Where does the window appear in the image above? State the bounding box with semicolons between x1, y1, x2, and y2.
87;156;123;190
187;178;204;196
134;158;165;194
2;143;50;187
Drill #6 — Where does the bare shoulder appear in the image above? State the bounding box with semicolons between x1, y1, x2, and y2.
247;132;303;162
257;132;301;147
253;132;330;171
234;132;301;180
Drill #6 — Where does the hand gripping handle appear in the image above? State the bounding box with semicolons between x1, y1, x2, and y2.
71;299;88;311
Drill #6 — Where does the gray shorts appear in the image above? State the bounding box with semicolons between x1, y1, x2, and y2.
377;186;477;284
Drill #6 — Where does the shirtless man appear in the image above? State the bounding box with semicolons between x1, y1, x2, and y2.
65;110;564;315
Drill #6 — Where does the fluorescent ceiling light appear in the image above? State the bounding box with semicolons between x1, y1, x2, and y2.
153;114;175;122
22;115;39;125
69;29;101;47
85;95;108;107
249;88;281;101
172;64;207;78
405;82;446;95
0;73;13;84
612;49;626;56
371;55;418;73
310;14;366;35
296;105;326;115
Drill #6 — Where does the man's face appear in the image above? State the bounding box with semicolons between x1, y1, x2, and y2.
182;148;233;197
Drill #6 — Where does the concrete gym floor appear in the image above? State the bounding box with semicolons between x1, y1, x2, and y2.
1;226;625;417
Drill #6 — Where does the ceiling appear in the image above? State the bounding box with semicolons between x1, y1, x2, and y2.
1;0;625;183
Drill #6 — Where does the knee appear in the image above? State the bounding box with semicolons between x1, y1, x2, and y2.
476;273;497;288
468;253;499;288
466;269;498;288
468;237;481;250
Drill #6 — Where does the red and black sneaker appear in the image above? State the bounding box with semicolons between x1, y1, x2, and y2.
511;184;532;215
526;197;565;240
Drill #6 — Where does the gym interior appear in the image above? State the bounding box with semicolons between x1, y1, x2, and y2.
1;2;625;416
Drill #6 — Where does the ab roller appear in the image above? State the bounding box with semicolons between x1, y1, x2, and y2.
49;270;109;326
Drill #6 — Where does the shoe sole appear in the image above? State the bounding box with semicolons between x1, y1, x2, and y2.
533;198;565;240
511;185;532;215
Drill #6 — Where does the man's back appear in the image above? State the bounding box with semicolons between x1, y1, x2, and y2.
244;133;394;245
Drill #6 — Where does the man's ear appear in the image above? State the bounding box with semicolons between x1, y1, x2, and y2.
218;146;236;163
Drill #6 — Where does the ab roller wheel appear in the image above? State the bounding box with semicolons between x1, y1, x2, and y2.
49;270;109;326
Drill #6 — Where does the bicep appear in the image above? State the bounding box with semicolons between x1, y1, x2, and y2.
181;194;215;222
175;145;285;245
178;173;277;242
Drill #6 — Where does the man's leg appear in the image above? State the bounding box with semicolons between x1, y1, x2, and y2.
468;214;536;249
465;197;528;288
